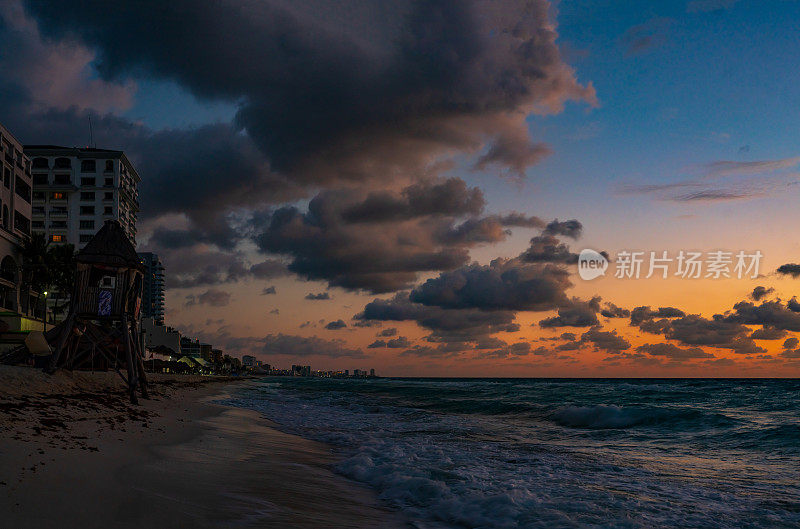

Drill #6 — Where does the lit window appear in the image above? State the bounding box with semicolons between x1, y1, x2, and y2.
51;235;62;242
52;192;65;200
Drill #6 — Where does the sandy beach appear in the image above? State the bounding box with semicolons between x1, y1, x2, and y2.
0;366;407;528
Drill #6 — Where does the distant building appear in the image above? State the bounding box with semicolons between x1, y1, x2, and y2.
0;122;32;314
141;317;181;357
180;337;201;358
138;252;165;325
242;355;256;367
292;364;311;376
370;368;375;377
24;145;140;248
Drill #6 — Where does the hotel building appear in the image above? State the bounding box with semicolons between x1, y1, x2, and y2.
24;146;140;248
138;252;165;325
0;122;32;312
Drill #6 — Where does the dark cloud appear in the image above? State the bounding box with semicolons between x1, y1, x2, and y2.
305;292;331;301
260;333;366;358
17;0;594;232
580;328;631;353
378;328;398;337
409;258;571;312
324;319;347;330
750;326;787;340
601;302;630;318
750;286;775;301
261;286;277;295
184;289;232;307
630;306;686;326
519;235;579;264
254;183;528;293
777;264;800;278
476;342;532;359
250;259;288;279
368;336;412;349
542;219;582;239
783;337;799;350
539;297;601;328
357;292;519;346
636;343;714;360
723;301;800;332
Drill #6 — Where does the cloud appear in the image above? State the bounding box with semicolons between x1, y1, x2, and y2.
476;342;532;359
305;292;331;300
324;319;347;330
542;219;582;239
750;286;774;301
378;328;398;337
260;333;366;358
724;300;800;332
703;157;800;177
636;343;714;360
777;264;800;278
580;328;631;353
368;336;412;349
519;235;579;264
254;181;537;293
409;258;571;312
19;0;595;214
750;327;786;340
184;288;231;307
620;18;673;55
261;286;277;295
630;306;686;326
601;302;630;318
539;297;601;328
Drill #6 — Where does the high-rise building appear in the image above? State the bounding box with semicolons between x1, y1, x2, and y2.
24;146;140;248
0;122;32;313
138;252;165;325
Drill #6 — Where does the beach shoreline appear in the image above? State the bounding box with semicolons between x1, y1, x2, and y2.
0;367;407;528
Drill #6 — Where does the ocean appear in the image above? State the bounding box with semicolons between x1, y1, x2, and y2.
225;378;800;528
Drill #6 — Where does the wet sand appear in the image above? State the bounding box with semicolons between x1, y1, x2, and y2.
0;366;407;528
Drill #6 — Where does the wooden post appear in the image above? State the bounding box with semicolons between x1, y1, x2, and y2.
132;319;149;399
122;315;138;405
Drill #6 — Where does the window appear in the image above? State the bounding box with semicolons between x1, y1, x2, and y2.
54;174;70;185
104;177;114;187
80;192;95;201
80;234;93;243
79;220;95;230
32;221;44;229
51;192;65;200
32;191;45;201
80;159;96;172
103;191;113;200
103;206;113;215
104;160;114;172
13;212;30;235
50;221;67;229
51;234;63;243
2;205;7;228
32;157;48;169
3;167;9;188
54;158;71;169
14;177;31;203
80;206;95;215
33;174;48;185
80;177;95;186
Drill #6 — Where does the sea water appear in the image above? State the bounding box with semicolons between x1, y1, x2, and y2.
226;378;800;528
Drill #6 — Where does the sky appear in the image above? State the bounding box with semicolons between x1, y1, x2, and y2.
2;0;800;376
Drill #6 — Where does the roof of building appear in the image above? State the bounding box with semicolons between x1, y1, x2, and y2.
24;145;124;155
77;220;143;270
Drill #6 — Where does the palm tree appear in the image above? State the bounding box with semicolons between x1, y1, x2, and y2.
20;232;51;317
46;243;76;317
